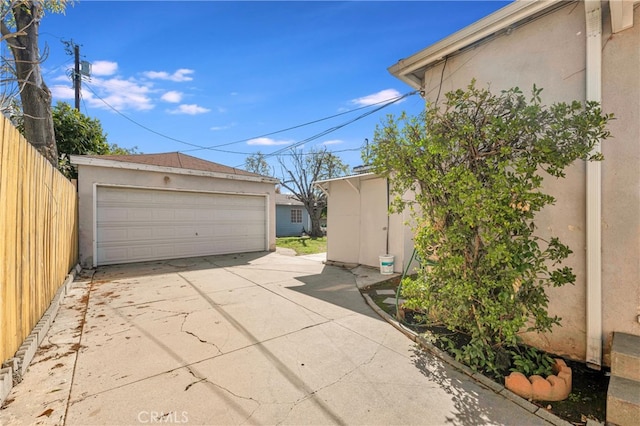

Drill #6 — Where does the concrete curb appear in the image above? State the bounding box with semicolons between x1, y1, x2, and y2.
0;264;82;406
360;293;573;426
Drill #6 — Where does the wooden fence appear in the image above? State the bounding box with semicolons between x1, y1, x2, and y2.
0;116;78;364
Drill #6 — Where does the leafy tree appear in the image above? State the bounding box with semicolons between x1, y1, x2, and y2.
53;102;109;155
1;1;69;166
53;101;138;177
279;147;348;237
367;81;612;376
245;151;272;176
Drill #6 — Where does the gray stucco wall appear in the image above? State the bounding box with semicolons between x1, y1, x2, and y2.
418;3;639;364
76;164;277;268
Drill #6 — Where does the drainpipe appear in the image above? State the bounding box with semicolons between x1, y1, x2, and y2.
584;0;602;370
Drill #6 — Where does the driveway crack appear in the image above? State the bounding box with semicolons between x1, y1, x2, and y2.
184;367;261;424
180;313;222;353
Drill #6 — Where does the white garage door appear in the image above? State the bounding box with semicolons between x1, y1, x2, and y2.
96;186;267;266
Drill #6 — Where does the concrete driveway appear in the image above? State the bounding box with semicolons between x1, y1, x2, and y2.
0;251;549;425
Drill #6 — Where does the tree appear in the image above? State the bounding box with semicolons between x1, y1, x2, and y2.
245;151;272;176
53;101;138;177
1;1;69;166
367;81;612;376
279;147;348;237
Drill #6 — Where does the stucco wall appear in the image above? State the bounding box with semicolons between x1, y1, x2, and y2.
600;4;640;364
76;164;277;267
419;3;640;363
325;175;414;274
326;179;362;266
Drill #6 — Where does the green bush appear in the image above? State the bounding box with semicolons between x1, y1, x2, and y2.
368;81;612;376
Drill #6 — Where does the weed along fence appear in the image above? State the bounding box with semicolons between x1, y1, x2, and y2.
0;115;78;369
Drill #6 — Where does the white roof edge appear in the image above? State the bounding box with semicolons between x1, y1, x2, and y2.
70;155;280;184
388;0;562;88
314;172;377;186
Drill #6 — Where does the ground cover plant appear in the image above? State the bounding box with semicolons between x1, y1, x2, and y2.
364;279;609;424
276;236;327;255
367;81;613;377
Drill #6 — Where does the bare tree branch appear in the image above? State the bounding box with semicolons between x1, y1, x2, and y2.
278;147;349;237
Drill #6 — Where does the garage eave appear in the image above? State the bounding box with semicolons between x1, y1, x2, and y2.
70;155;280;185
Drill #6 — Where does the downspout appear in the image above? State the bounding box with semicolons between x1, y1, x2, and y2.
386;178;390;257
584;0;603;370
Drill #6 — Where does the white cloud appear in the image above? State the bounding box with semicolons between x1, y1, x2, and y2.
161;91;183;103
168;104;210;115
210;122;236;131
143;68;194;82
94;78;154;110
91;61;118;76
52;76;155;111
50;85;75;99
321;139;343;146
247;137;291;146
49;62;201;113
351;89;403;106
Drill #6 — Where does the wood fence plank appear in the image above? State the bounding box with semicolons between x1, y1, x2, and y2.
0;118;8;362
0;116;78;365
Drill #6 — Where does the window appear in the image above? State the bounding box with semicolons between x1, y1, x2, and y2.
291;208;303;223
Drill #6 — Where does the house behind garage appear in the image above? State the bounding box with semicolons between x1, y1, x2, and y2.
71;152;278;268
275;193;311;237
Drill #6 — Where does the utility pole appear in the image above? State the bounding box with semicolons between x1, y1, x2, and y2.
73;44;80;110
63;40;91;111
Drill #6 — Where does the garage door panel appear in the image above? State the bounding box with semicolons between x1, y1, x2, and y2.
96;187;267;265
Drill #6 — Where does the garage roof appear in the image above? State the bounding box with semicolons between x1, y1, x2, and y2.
275;193;303;206
71;152;279;184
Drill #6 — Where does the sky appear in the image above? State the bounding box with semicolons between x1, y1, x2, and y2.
38;0;511;174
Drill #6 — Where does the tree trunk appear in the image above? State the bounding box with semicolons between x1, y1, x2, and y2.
10;3;58;166
305;201;324;238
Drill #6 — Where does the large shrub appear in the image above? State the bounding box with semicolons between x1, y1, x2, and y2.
368;81;612;376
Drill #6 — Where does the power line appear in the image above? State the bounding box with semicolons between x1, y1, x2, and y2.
83;81;416;158
83;82;251;154
182;92;418;151
263;90;417;159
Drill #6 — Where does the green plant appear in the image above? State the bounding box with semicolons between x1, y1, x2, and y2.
367;80;613;376
276;236;327;255
510;346;555;376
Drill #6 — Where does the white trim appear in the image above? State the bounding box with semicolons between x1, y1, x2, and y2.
314;172;377;185
92;183;98;268
610;0;636;33
71;155;279;184
265;193;271;250
94;182;269;198
584;0;603;369
346;179;360;194
93;183;270;266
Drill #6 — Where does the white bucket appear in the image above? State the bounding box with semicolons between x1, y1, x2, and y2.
379;255;395;275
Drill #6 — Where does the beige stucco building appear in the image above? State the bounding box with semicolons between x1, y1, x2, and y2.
322;0;639;368
71;153;278;268
315;171;417;275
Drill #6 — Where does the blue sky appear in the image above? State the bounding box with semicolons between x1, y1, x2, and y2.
40;1;510;173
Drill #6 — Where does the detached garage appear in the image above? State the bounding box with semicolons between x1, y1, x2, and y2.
71;152;278;267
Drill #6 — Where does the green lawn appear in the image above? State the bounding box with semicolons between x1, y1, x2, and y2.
276;236;327;255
